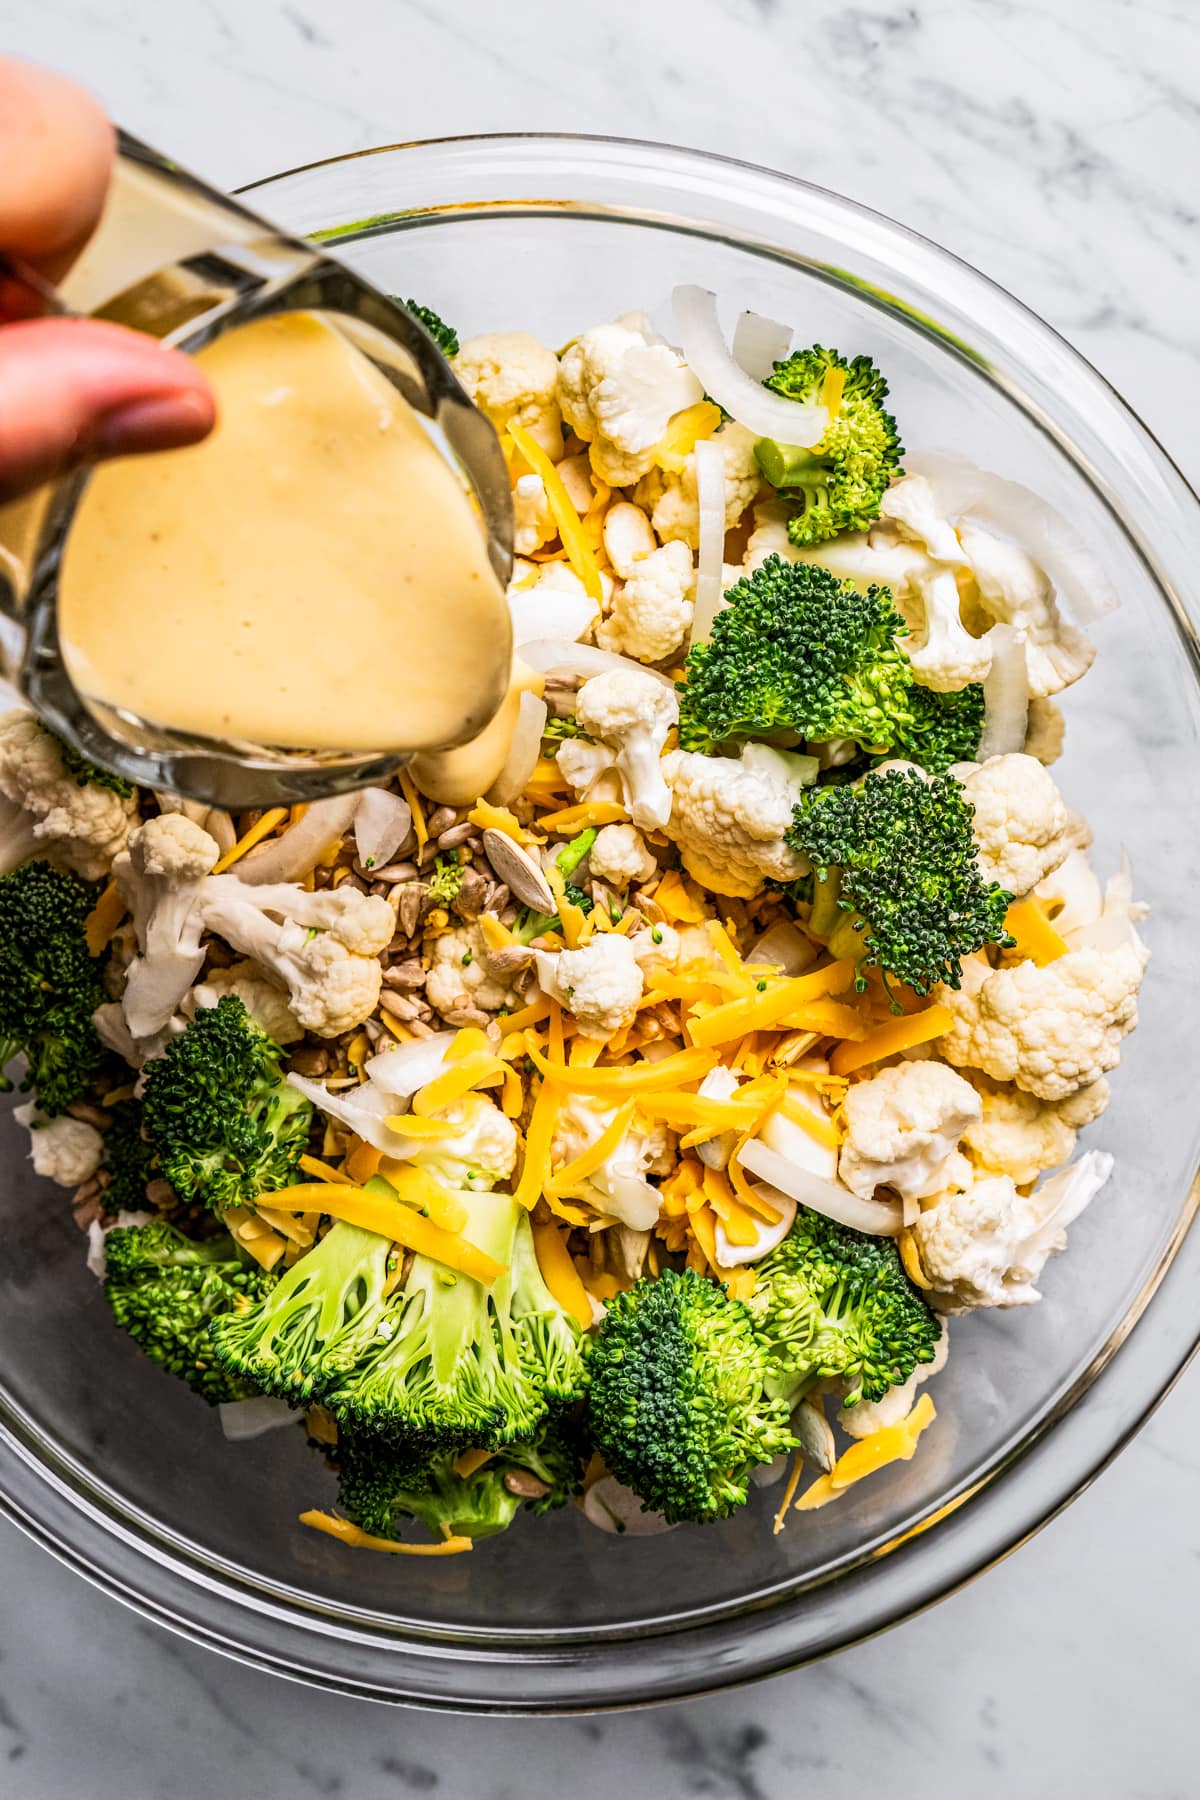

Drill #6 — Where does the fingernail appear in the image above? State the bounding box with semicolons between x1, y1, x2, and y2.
94;389;214;457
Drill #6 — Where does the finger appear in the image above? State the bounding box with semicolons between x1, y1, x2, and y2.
0;57;114;284
0;317;216;503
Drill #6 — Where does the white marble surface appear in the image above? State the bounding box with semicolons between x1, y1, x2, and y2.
0;0;1198;1792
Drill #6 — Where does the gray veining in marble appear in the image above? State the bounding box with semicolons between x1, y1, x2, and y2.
0;0;1197;1793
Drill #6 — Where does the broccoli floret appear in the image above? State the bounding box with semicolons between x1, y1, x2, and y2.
99;1097;158;1213
329;1181;588;1453
756;346;902;544
402;298;460;358
588;1268;795;1525
677;556;983;772
541;716;586;744
748;1208;942;1408
140;994;312;1213
512;829;598;943
786;765;1013;996
40;724;134;797
104;1219;278;1404
0;861;107;1114
425;854;465;907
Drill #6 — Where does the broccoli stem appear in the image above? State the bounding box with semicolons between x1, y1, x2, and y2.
808;868;843;939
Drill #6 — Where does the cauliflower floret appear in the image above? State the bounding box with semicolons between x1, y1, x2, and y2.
912;1151;1112;1311
534;933;644;1042
743;498;797;574
960;1073;1109;1187
425;921;521;1023
878;474;966;565
1033;847;1102;937
512;472;556;555
452;331;562;459
416;1092;518;1191
838;1326;949;1439
555;736;621;803
508;560;603;652
906;568;993;692
597;539;695;666
629;921;680;977
558;319;702;486
550;1091;674;1228
634;421;760;548
838;1060;982;1202
957;753;1072;897
936;944;1146;1101
956;519;1095;698
588;822;657;890
115;812;222;1041
0;711;137;880
13;1102;103;1187
573;667;678;830
662;742;811;898
191;959;303;1044
1023;696;1065;765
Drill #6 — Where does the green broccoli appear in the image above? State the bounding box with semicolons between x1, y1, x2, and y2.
98;1096;158;1213
748;1208;942;1409
512;828;598;943
140;994;312;1213
329;1181;589;1453
40;724;134;798
786;765;1013;996
104;1219;278;1404
756;346;902;544
425;854;465;908
588;1268;795;1525
541;716;586;744
0;861;108;1114
677;556;983;772
401;299;460;358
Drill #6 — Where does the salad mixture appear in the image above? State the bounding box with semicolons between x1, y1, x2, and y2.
0;290;1148;1553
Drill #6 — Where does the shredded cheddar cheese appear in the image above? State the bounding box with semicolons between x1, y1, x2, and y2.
507;422;604;603
300;1511;473;1555
84;879;126;956
828;1004;953;1077
259;1182;504;1284
212;807;289;874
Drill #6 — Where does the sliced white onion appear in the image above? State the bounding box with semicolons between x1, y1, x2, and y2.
673;285;827;447
738;1139;904;1235
518;638;675;690
487;691;548;806
363;1035;455;1099
905;450;1118;624
218;1396;297;1441
747;918;819;975
715;1184;797;1265
581;1476;674;1536
237;794;360;885
977;622;1030;759
509;584;598;650
1027;1149;1113;1247
286;1072;414;1156
353;788;412;873
594;1170;662;1232
690;439;728;645
732;308;793;381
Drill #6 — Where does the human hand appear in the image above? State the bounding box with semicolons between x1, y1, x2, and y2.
0;57;215;504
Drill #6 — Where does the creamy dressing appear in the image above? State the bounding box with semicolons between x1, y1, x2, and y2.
59;311;512;753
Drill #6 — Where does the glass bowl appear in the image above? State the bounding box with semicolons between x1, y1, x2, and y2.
1;135;1197;1714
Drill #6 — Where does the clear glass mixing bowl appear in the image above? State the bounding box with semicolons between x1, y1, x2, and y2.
1;136;1197;1713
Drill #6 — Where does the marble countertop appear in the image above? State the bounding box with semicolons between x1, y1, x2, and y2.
0;0;1198;1792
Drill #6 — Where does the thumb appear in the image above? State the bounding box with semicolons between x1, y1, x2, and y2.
0;316;215;502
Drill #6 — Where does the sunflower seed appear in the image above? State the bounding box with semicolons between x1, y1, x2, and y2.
481;830;556;912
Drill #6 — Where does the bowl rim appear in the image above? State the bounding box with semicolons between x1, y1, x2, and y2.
2;129;1198;1712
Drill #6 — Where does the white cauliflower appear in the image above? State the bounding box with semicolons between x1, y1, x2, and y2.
573;667;678;830
661;742;814;898
936;943;1146;1101
957;519;1095;698
512;472;556;555
629;921;680;977
906;568;992;692
0;710;137;880
452;331;562;458
190;959;303;1044
558;318;702;486
912;1151;1113;1311
635;421;760;548
425;921;521;1023
197;877;393;1038
555;736;622;805
413;1092;518;1191
878;474;965;565
114;812;221;1041
13;1103;103;1187
550;1091;674;1229
534;933;644;1041
957;753;1072;896
508;560;603;651
961;1073;1109;1187
744;498;798;574
597;539;695;665
838;1060;982;1202
588;822;658;890
837;1327;949;1439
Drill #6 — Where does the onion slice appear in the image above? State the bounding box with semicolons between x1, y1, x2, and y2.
738;1138;904;1235
747;918;819;974
509;584;598;650
354;787;412;873
237;794;360;885
286;1071;414;1156
518;637;675;689
715;1185;797;1265
1025;1150;1113;1259
363;1035;456;1100
977;622;1030;759
487;690;548;806
673;285;827;447
905;450;1118;624
219;1396;297;1441
690;439;728;645
731;308;793;381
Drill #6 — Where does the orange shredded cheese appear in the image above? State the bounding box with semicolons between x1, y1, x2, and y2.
526;1042;716;1094
84;879;126;956
453;1447;496;1479
530;1219;594;1328
507;422;604;603
300;1511;473;1556
1004;897;1070;966
651;399;723;473
795;1395;937;1511
397;769;428;853
772;1454;804;1535
515;1075;562;1210
653;869;709;924
259;1183;503;1284
536;800;628;835
212;807;289;874
411;1052;503;1115
829;1004;954;1077
548;1101;636;1195
343;1139;382;1184
687;959;858;1048
467;799;532;844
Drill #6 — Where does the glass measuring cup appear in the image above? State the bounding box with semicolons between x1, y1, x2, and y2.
0;133;513;809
